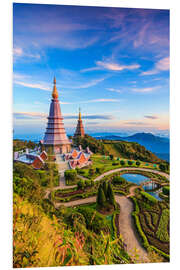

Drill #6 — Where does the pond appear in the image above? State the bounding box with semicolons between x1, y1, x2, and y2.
121;173;162;201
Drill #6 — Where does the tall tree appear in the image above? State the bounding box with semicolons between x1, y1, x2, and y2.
97;186;106;207
107;182;115;206
102;181;108;197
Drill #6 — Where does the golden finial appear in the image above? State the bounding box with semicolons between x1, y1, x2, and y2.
79;107;81;120
52;76;58;99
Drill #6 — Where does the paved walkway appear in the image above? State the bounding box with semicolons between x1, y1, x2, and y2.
44;168;170;262
93;167;169;182
44;167;169;199
54;192;149;263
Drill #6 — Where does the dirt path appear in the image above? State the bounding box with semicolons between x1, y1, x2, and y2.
54;193;149;263
115;195;149;263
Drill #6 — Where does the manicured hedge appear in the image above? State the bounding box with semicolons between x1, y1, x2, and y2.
131;197;170;259
140;191;158;205
54;191;97;202
156;209;169;242
130;197;149;249
112;213;117;239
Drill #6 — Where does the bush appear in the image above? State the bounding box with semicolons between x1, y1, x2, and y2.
64;170;77;182
128;160;133;166
112;175;126;185
77;207;109;233
77;179;85;189
162;186;170;196
120;160;125;166
136;161;141;166
159;163;169;172
112;162;119;166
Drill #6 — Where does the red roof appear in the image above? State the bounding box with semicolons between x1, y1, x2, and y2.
40;151;47;161
32;156;44;169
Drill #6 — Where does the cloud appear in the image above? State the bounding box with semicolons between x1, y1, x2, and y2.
14;112;114;121
61;99;121;104
141;57;169;76
144;115;158;120
82;61;140;73
106;88;122;93
14;81;51;91
13;47;41;61
13;47;23;57
64;114;114;120
132;86;160;93
14;112;47;120
156;57;169;71
85;99;120;103
124;121;149;126
72;77;106;89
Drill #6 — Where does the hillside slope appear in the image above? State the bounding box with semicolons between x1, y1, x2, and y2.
73;135;162;163
94;133;169;161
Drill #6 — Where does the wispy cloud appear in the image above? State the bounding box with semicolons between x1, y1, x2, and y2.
64;114;114;120
14;112;114;121
14;112;47;120
71;77;106;89
132;86;160;93
81;61;140;73
144;115;158;120
141;57;169;76
13;47;23;57
106;88;122;93
13;47;41;61
14;81;51;91
124;121;149;126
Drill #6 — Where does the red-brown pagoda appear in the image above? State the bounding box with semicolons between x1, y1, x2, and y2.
43;77;71;154
74;108;85;138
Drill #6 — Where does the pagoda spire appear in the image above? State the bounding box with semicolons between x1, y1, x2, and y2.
74;107;85;138
79;107;81;120
52;76;58;99
43;77;71;154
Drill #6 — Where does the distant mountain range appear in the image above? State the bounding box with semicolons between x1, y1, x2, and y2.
14;132;170;162
94;132;170;162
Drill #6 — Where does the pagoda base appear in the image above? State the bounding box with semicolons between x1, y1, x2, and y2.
44;144;71;154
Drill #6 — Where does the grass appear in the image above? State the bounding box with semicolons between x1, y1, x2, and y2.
77;154;161;180
156;209;169;242
74;202;116;240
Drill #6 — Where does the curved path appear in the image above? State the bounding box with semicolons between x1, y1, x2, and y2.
93;167;169;182
53;167;169;192
54;192;149;263
44;168;169;262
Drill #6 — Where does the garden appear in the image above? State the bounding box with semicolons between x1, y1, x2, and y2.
131;190;170;260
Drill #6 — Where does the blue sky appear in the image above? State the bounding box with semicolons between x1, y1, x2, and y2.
13;3;169;137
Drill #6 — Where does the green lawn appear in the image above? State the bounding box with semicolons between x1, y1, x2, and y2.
77;154;160;180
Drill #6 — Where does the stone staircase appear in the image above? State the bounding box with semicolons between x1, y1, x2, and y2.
56;153;70;172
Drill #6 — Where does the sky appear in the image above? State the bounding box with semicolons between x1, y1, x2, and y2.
13;3;169;137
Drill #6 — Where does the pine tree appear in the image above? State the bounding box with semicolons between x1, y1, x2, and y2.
107;182;115;206
97;186;106;207
96;186;101;205
102;181;108;197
